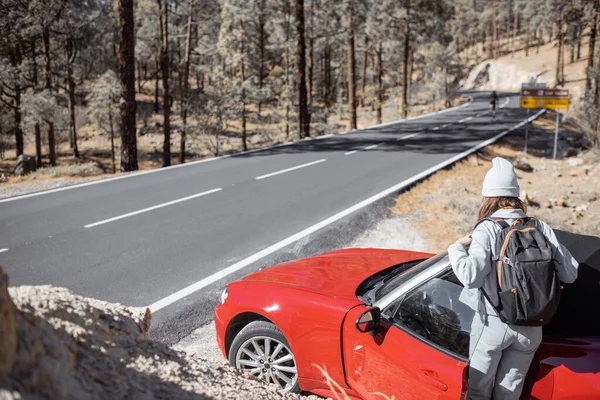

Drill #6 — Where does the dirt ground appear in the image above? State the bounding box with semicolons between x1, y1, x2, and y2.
393;111;600;253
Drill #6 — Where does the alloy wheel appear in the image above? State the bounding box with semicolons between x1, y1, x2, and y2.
234;335;298;391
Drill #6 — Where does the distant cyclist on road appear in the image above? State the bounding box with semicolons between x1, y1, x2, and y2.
489;91;499;118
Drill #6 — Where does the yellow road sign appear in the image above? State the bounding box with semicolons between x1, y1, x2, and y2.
520;97;570;109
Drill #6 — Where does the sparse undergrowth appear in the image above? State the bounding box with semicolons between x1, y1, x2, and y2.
27;162;105;179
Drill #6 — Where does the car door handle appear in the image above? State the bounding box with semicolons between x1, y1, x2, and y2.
417;370;448;392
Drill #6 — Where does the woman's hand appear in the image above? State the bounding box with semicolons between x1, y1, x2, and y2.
457;234;473;248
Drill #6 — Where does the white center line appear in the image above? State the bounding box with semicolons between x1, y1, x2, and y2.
442;124;449;128
364;144;379;150
84;188;222;228
344;150;358;156
397;133;418;141
0;248;8;254
432;127;440;131
255;159;326;180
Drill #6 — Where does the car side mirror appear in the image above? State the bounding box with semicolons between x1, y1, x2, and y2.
355;307;381;336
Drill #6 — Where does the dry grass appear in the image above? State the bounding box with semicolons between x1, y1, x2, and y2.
393;113;600;253
27;162;104;178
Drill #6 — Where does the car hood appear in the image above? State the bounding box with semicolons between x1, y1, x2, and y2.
240;248;432;300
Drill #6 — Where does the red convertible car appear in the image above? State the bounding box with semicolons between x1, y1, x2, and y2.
214;230;600;399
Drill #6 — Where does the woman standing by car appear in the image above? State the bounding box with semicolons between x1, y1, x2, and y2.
447;157;579;400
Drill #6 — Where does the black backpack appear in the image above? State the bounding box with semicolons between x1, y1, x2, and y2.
476;217;560;326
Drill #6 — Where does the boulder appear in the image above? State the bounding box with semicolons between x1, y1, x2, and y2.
0;267;17;375
514;160;534;173
568;157;584;167
13;155;37;176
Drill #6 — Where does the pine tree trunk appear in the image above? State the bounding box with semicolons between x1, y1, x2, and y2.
240;21;248;152
109;105;116;174
14;89;23;157
137;62;142;93
34;124;42;167
118;0;138;172
294;0;310;138
401;0;411;119
158;0;171;167
376;41;383;125
586;4;597;97
347;5;357;130
66;36;79;159
492;5;498;59
257;0;266;117
41;27;56;166
360;36;368;108
407;48;414;106
570;26;576;64
577;25;582;60
307;0;314;111
561;25;566;85
154;58;159;113
555;14;563;87
507;0;512;55
284;12;290;138
180;0;193;164
525;25;530;57
30;39;42;166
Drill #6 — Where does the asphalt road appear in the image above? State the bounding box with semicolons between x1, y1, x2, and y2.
0;91;542;343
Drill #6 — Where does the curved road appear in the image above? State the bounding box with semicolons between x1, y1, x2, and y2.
0;91;542;342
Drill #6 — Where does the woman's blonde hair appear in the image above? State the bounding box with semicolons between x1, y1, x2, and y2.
477;197;527;221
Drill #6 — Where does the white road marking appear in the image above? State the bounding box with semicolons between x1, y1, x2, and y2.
0;97;475;204
432;127;440;131
255;159;326;180
364;144;380;150
84;188;222;228
458;116;474;123
442;124;449;128
0;248;8;254
344;150;358;156
397;133;418;141
147;108;546;313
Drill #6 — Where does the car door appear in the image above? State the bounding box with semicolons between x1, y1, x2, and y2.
342;277;474;400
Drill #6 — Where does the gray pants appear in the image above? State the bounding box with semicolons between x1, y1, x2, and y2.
468;314;542;400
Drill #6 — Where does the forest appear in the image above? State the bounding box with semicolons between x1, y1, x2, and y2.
0;0;598;173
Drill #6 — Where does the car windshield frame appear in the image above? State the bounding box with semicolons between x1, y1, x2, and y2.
374;253;451;311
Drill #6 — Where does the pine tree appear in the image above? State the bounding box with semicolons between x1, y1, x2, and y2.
118;0;138;172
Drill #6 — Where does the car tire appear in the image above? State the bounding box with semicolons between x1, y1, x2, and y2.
228;320;301;393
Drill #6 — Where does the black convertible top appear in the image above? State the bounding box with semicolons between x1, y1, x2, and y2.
544;230;600;338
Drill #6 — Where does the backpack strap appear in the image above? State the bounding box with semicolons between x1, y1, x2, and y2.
474;217;509;231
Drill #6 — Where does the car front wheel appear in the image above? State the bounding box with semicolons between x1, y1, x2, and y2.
228;320;300;393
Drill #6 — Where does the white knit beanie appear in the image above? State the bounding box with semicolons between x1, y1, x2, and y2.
481;157;520;198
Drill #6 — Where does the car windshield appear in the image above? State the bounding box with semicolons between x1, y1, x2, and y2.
377;253;449;299
362;253;449;304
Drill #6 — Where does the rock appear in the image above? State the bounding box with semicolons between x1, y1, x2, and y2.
0;268;17;375
568;157;584;166
551;172;562;178
585;193;598;203
555;196;569;208
1;276;312;400
569;168;588;177
12;155;37;177
514;160;534;172
545;201;553;209
565;148;579;158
